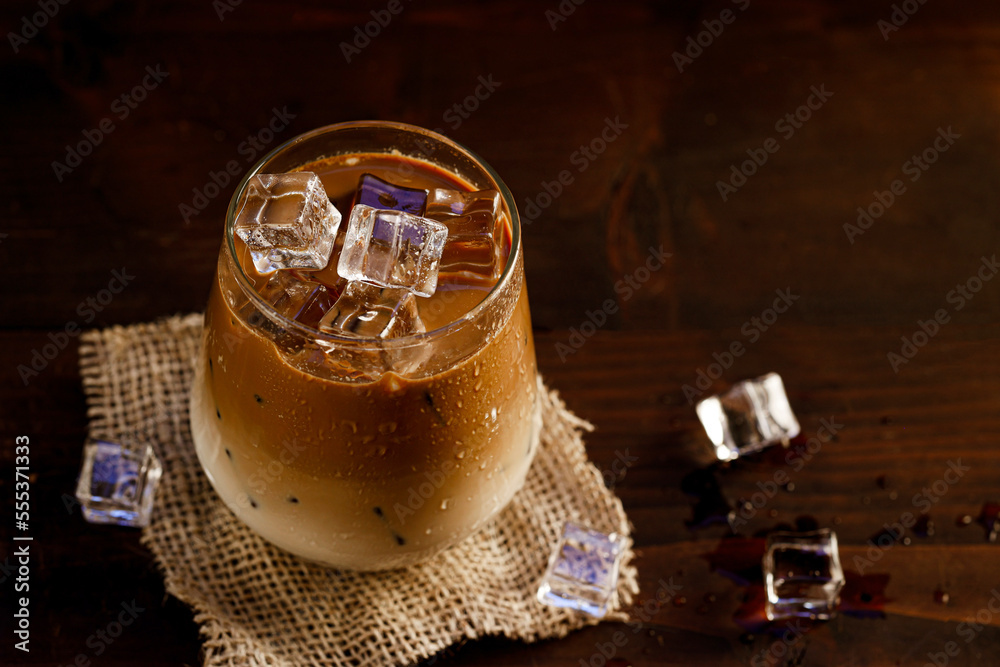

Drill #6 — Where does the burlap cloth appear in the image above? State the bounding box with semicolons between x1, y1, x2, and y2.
78;313;639;666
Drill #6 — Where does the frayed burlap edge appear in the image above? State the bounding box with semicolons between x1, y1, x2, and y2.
79;313;639;667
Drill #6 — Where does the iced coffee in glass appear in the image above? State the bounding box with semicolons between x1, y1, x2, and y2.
190;122;541;570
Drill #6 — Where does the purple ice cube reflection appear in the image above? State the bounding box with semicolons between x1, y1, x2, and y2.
536;521;625;618
356;173;428;216
75;439;162;528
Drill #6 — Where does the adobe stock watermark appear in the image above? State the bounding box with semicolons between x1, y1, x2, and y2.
682;288;799;404
545;0;586;31
7;0;71;54
50;599;145;665
224;437;308;519
598;449;640;489
340;0;412;63
522;116;628;225
391;442;468;525
672;0;751;73
716;84;833;202
441;75;501;131
51;64;169;182
578;577;684;667
0;555;14;584
178;105;297;224
853;458;969;575
844;126;960;244
388;75;503;185
878;0;930;41
924;586;1000;667
17;268;135;385
887;254;997;373
213;0;243;21
749;618;812;667
555;244;671;362
730;417;844;531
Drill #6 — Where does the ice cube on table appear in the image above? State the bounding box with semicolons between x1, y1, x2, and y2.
337;204;448;297
318;281;425;339
356;173;428;215
426;188;504;284
75;439;162;527
234;172;341;274
536;521;625;618
696;372;800;461
764;529;845;620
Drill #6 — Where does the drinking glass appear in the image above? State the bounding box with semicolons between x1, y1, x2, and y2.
190;122;541;570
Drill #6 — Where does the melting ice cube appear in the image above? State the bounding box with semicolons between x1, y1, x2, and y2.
240;270;338;340
234;172;341;274
337;204;448;298
764;529;845;620
536;521;625;618
318;281;425;339
258;270;337;328
356;173;428;216
696;372;800;461
75;439;162;527
426;188;504;284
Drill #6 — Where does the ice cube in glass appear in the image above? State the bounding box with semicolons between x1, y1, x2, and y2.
536;521;625;618
337;204;448;297
75;439;162;527
426;188;503;284
318;281;425;339
696;372;800;461
234;172;341;274
239;270;337;342
258;270;337;328
764;529;844;620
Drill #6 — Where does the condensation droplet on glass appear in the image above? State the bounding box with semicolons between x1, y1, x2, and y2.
378;422;397;435
440;498;450;510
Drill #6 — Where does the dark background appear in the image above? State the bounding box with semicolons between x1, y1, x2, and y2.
2;0;1000;665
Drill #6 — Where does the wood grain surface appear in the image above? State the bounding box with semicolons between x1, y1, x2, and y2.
2;1;1000;665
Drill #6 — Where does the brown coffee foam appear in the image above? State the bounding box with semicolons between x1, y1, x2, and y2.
79;313;638;667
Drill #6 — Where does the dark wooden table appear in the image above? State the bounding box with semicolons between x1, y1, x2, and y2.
3;1;1000;664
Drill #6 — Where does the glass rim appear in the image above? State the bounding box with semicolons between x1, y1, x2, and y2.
223;120;522;346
